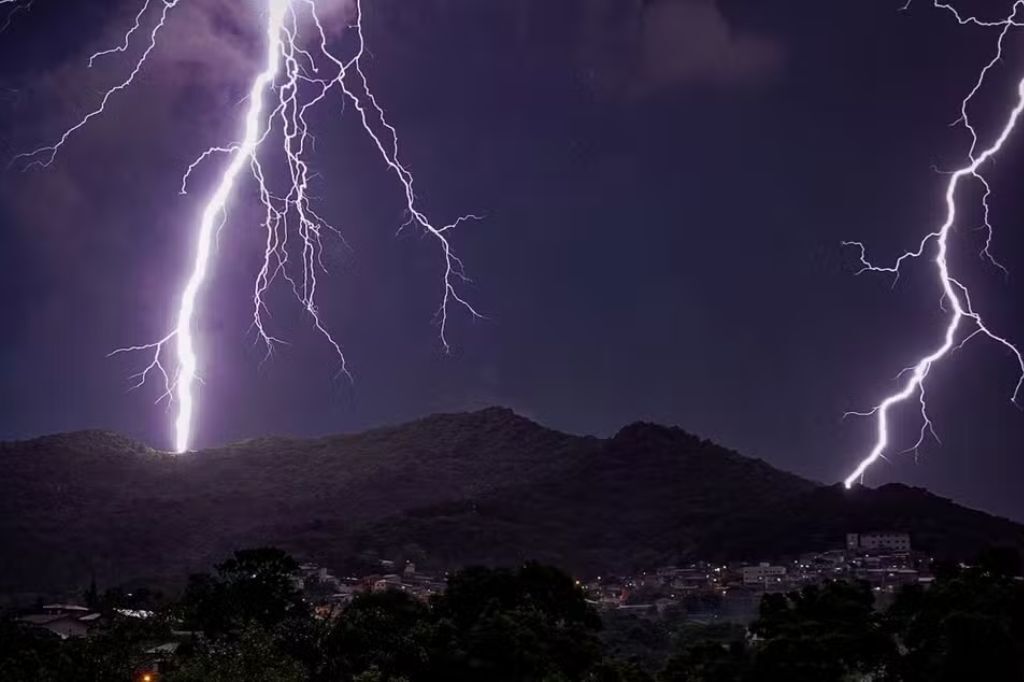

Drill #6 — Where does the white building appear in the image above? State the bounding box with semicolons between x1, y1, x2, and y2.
19;605;99;639
742;563;786;585
847;532;911;554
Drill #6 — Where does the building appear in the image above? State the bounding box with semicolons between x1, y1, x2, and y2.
847;532;911;554
373;574;404;592
18;604;100;639
742;563;786;586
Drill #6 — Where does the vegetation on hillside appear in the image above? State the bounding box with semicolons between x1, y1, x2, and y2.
2;409;1023;597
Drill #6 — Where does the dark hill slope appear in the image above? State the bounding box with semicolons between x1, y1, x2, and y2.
0;409;588;595
1;410;1021;597
711;482;1024;561
343;423;1024;574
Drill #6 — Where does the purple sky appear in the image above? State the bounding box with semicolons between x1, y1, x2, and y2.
2;0;1024;521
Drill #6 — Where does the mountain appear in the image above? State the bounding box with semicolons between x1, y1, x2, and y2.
343;421;1024;572
0;408;1021;599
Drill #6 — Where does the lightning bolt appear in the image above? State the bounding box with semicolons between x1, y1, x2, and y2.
0;0;34;34
16;0;481;453
842;0;1024;488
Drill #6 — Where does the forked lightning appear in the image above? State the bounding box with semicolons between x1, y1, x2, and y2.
842;0;1024;487
14;0;481;453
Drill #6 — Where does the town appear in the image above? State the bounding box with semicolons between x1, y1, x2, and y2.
15;530;926;641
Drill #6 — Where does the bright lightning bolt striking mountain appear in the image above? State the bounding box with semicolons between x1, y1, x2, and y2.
16;0;481;453
841;0;1024;488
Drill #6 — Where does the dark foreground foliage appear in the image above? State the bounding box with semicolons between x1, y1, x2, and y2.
2;548;1023;681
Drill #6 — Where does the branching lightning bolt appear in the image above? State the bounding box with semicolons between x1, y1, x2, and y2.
0;0;33;35
842;0;1024;488
15;0;481;453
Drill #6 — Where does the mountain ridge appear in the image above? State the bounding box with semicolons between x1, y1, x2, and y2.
1;408;1021;598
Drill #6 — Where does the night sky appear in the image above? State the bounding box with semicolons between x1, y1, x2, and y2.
2;0;1024;521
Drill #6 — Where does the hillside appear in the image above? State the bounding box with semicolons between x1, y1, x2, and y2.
0;409;585;597
1;408;1021;598
345;422;1024;573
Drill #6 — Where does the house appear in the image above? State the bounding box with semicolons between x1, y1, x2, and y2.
742;563;786;586
18;605;101;639
847;532;911;554
373;574;404;592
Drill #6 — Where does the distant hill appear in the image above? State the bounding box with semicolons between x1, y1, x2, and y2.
343;420;1024;572
1;408;1021;598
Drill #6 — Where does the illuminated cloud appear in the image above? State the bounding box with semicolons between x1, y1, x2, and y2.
639;0;783;88
580;0;785;96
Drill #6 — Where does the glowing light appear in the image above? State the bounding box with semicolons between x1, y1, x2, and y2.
842;0;1024;488
17;0;481;453
171;0;289;454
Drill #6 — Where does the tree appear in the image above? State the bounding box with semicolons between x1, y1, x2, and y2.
180;548;308;636
352;669;410;682
748;581;894;682
887;569;1024;682
659;640;750;682
600;610;673;671
0;613;173;682
586;659;655;682
428;563;605;681
320;590;431;681
976;546;1023;578
0;619;68;682
659;623;750;682
168;623;306;682
317;563;615;681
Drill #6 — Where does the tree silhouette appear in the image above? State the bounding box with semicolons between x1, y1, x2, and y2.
180;548;308;636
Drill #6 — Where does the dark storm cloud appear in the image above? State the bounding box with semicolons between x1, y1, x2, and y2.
635;0;784;88
577;0;785;96
2;0;259;247
2;0;784;277
1;0;362;272
345;0;784;98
